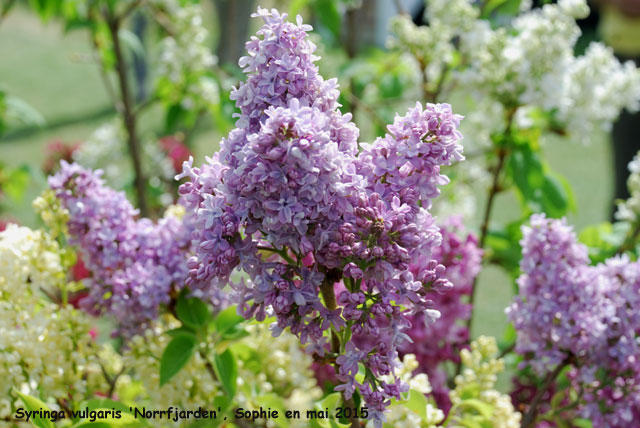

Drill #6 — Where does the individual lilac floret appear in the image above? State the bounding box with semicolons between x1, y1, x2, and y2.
508;213;640;426
49;161;191;336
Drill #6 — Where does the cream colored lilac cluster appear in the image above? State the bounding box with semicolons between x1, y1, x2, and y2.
235;323;322;428
366;337;520;428
154;0;219;111
367;354;445;428
119;317;220;416
0;224;65;304
0;225;107;419
390;0;640;145
615;151;640;221
449;336;521;428
120;319;321;428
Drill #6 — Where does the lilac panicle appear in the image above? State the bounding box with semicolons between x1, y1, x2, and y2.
178;7;465;425
508;214;640;426
49;161;191;336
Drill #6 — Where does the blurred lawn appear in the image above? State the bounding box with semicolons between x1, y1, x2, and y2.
0;7;614;348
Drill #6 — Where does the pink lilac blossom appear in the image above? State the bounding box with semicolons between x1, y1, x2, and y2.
49;161;192;336
178;8;464;426
401;216;482;413
507;214;640;426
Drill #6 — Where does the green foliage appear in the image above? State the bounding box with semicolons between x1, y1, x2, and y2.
579;222;628;262
0;164;32;205
213;348;238;398
400;388;431;421
484;220;523;279
308;393;351;428
13;390;56;428
159;332;198;385
505;130;574;219
212;305;248;340
176;290;212;329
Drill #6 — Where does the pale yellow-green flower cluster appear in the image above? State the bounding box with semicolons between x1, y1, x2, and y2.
449;336;521;428
0;224;65;305
616;151;640;222
0;224;107;419
154;0;219;112
119;316;220;417
368;354;444;428
367;337;520;428
32;189;69;241
235;323;322;428
119;319;321;427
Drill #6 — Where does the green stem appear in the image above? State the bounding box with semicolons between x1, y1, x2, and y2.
319;276;361;428
521;360;568;428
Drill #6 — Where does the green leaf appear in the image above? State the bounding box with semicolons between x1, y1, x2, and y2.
2;166;31;203
457;415;484;428
550;390;565;410
402;389;429;420
573;419;593;428
314;0;341;44
13;390;56;428
541;174;569;218
166;325;196;337
213;305;245;337
176;292;211;329
28;0;60;21
481;0;508;18
213;349;237;398
159;333;197;385
508;145;544;209
457;398;493;419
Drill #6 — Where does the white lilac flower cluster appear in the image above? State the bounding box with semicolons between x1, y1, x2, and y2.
449;337;521;428
392;0;640;142
120;317;220;415
154;0;219;111
616;151;640;221
0;224;107;419
0;224;64;304
234;323;322;428
120;318;321;427
366;337;520;428
389;0;640;220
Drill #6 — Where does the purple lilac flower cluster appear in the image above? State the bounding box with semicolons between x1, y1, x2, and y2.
49;161;192;335
178;8;464;426
507;214;640;426
401;216;482;413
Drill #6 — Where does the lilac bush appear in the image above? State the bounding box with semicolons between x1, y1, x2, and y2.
177;7;464;426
